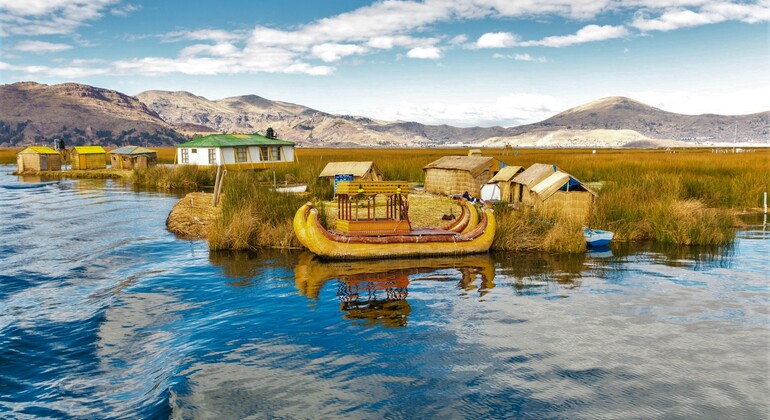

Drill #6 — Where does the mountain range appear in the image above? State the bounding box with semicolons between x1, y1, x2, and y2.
1;81;768;148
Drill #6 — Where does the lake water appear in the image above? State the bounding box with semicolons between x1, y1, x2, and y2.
1;165;768;419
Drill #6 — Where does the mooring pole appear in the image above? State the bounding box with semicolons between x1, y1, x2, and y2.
764;191;767;214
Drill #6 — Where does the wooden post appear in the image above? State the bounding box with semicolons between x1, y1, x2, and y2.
212;165;222;206
764;191;767;214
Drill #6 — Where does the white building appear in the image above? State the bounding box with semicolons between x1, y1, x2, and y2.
176;133;295;169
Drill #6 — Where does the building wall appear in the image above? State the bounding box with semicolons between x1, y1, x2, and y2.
534;191;595;223
177;146;294;167
72;152;106;170
110;154;157;169
19;153;62;172
424;169;489;196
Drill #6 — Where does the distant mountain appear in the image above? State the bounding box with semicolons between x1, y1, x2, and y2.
137;90;497;147
481;97;769;147
1;82;767;148
0;82;185;147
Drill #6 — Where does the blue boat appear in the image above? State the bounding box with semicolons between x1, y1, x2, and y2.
583;227;614;247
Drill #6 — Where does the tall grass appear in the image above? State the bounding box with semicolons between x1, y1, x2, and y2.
132;165;217;190
208;171;309;250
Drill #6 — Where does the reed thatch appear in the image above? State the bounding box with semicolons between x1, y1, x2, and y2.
318;161;384;184
166;192;219;239
16;146;62;172
423;156;498;196
486;165;525;202
514;163;598;223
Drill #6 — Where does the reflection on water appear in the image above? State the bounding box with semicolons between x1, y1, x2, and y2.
292;252;495;327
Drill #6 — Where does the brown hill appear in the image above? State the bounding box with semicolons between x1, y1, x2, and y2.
0;82;185;147
509;96;770;143
136;90;508;147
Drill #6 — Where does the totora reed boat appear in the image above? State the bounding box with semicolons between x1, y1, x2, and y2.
293;181;495;260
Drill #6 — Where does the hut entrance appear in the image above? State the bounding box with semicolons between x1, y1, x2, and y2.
335;181;411;235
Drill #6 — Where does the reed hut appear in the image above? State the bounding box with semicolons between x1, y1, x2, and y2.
423;156;499;196
482;165;525;202
318;161;384;185
108;146;157;169
16;146;62;172
513;163;597;222
71;146;107;170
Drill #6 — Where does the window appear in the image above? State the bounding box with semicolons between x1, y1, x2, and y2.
208;148;216;165
271;146;281;161
180;148;189;163
191;148;197;154
235;147;247;163
260;146;269;161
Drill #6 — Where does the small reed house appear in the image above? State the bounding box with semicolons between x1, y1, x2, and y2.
318;161;384;185
481;165;525;202
71;146;107;170
16;146;62;172
423;156;499;197
108;146;157;169
176;132;295;169
511;163;597;222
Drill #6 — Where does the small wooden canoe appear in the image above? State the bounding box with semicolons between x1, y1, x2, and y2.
293;201;495;260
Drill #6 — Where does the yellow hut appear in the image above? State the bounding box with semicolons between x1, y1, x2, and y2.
16;146;62;172
512;163;597;222
318;161;384;185
483;165;525;202
423;156;499;197
71;146;107;170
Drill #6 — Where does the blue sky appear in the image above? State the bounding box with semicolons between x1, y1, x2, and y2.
1;0;768;127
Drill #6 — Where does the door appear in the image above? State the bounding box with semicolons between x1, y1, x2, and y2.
40;155;48;171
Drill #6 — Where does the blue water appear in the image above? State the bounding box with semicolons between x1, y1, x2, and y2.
1;166;768;418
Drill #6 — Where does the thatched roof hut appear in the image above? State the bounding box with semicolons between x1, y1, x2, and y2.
71;146;107;170
483;165;525;202
423;156;499;196
318;161;384;184
17;146;62;172
512;163;597;222
108;146;157;169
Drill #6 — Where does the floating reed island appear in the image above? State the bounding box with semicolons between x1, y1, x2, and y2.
153;147;768;254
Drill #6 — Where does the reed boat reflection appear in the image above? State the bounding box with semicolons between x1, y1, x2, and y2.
294;252;496;327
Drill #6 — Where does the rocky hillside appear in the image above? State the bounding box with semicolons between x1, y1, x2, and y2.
2;82;767;148
0;82;185;147
481;97;769;147
136;90;513;147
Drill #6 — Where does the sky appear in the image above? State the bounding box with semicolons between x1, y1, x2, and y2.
0;0;768;127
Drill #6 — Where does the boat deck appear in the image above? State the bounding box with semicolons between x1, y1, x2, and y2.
332;227;457;238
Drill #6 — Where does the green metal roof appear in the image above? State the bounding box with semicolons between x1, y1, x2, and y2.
177;134;295;148
108;146;156;155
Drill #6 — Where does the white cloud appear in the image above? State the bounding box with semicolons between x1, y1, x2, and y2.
406;46;442;59
0;0;119;36
476;32;519;48
492;53;548;62
14;40;73;53
311;43;369;62
523;24;628;47
632;2;770;31
162;29;245;43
